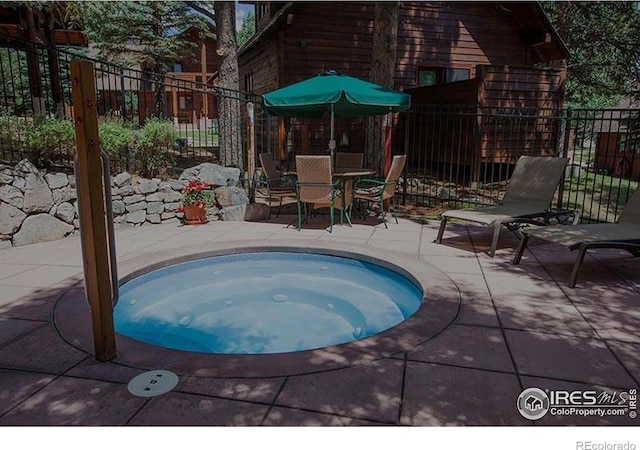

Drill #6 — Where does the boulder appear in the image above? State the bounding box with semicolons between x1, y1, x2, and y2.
179;163;241;187
112;200;125;215
0;202;26;235
0;168;14;184
125;201;147;212
0;184;24;208
215;186;249;208
55;202;76;224
23;174;54;214
52;187;77;204
44;172;69;189
12;176;26;190
114;185;135;196
169;180;186;191
123;194;145;204
113;172;132;187
126;210;146;224
146;213;161;224
145;192;165;202
164;202;180;212
12;214;74;247
163;191;183;203
138;179;159;194
220;204;246;221
146;202;164;214
15;159;40;176
244;203;270;222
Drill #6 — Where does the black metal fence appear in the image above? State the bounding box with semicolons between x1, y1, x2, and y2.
0;33;261;176
2;34;639;224
400;105;640;223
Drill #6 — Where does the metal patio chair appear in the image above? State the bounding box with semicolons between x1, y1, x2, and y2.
436;156;573;257
353;154;407;228
295;155;352;232
255;152;297;220
513;187;640;287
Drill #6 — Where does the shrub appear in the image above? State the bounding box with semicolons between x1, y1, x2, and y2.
0;114;28;154
99;119;135;169
24;117;75;167
133;118;176;178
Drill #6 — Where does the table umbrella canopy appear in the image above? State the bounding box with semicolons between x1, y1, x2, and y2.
262;70;410;118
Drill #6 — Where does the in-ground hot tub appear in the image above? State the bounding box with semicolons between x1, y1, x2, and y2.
114;251;423;354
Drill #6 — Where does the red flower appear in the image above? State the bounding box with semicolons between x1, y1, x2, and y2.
177;206;184;213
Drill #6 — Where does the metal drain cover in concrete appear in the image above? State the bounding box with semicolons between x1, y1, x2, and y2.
127;370;179;397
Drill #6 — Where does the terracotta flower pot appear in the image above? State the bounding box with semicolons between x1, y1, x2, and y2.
183;205;208;225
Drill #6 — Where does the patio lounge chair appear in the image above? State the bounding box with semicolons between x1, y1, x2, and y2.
295;155;352;232
436;156;571;257
256;152;297;220
335;152;364;169
513;188;640;288
353;155;407;228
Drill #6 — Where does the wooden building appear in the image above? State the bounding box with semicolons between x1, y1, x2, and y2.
95;26;219;128
238;1;569;169
592;99;640;180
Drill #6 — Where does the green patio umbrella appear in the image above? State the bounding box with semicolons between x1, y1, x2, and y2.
262;70;410;158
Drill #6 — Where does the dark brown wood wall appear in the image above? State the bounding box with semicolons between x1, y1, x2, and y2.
280;2;374;85
396;2;532;91
405;65;566;176
477;65;565;162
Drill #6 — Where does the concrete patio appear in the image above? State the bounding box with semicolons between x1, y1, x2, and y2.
0;214;638;427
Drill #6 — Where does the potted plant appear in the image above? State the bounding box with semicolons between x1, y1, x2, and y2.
179;180;216;224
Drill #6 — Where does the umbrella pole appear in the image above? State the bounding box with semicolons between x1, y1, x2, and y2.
329;104;336;165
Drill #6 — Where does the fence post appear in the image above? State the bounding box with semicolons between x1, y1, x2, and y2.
401;110;410;206
119;67;127;120
71;60;117;362
557;107;573;210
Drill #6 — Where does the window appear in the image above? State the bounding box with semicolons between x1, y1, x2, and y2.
173;64;183;73
244;72;254;93
417;67;470;87
418;69;441;87
178;95;193;110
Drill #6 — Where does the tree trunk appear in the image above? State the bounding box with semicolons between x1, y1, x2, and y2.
366;2;400;175
215;1;243;171
153;68;167;119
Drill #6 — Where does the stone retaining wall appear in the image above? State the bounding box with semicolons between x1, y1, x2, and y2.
0;160;252;249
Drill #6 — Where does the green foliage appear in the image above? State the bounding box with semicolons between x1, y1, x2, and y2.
133;118;176;177
0;114;25;148
236;12;255;47
0;48;30;114
0;113;176;177
68;1;213;71
98;119;136;168
542;2;640;108
24;117;76;166
180;180;215;209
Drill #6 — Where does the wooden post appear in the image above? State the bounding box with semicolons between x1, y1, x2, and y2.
246;102;255;201
71;60;117;362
